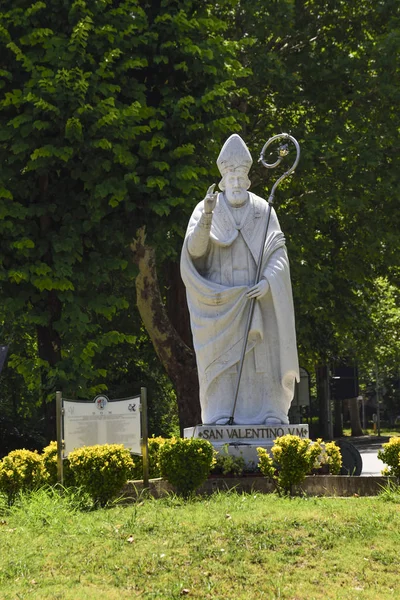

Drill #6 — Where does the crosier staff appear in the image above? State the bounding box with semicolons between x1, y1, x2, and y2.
227;133;300;425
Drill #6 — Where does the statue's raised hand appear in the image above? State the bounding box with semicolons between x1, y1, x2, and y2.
203;184;218;214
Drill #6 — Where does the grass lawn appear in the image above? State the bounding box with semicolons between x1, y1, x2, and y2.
1;487;400;600
342;427;400;438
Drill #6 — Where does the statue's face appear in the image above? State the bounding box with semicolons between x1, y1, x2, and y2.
224;172;249;206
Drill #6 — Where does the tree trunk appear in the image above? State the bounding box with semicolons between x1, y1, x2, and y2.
333;397;343;438
37;291;62;443
37;174;62;443
131;227;201;431
165;260;193;350
316;365;333;440
347;397;364;437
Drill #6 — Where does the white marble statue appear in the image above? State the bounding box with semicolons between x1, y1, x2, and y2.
180;134;299;425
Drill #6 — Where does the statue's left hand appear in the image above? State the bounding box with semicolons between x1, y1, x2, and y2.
246;278;269;299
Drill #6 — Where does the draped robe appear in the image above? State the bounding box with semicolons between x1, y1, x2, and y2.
180;192;299;424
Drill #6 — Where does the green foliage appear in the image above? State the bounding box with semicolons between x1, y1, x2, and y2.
130;436;166;480
271;436;322;494
67;444;134;506
0;397;46;458
228;0;400;371
1;0;400;436
41;441;59;485
361;279;400;417
158;437;215;496
378;437;400;479
41;441;74;486
256;447;276;480
0;0;249;435
212;444;245;476
1;486;95;529
322;441;343;475
379;480;400;504
0;448;46;502
257;435;341;495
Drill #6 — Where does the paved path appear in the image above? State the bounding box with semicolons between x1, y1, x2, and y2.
358;448;385;476
345;436;388;477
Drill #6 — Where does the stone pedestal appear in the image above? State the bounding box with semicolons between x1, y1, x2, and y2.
184;423;309;469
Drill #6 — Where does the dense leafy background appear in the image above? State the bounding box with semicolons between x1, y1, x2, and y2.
0;0;399;448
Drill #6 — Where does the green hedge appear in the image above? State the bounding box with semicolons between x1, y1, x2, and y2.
159;437;215;496
378;437;400;478
130;436;167;480
0;449;47;502
0;434;343;504
42;441;75;486
258;435;342;495
67;444;134;506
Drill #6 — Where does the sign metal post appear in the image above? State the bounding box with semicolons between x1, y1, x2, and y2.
140;387;149;490
56;391;64;486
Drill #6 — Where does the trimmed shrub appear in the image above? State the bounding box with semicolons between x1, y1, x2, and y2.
322;441;342;475
271;435;322;494
130;436;166;480
42;441;74;486
258;435;341;495
67;444;134;506
0;449;47;502
257;447;276;480
158;437;215;496
378;437;400;479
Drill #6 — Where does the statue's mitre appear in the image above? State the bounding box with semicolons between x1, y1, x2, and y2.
217;134;253;176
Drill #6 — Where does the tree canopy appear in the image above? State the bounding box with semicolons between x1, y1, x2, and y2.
0;0;399;442
0;0;247;436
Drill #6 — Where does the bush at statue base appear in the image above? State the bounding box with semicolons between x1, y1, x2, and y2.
158;437;215;496
212;444;245;476
257;435;342;495
322;441;342;475
378;437;400;479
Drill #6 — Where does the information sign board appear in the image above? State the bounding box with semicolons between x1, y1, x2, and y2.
63;395;141;456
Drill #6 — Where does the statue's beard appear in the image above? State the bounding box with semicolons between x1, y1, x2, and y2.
225;189;248;206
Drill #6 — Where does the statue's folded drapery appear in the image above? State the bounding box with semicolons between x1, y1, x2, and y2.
181;192;299;424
